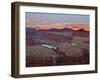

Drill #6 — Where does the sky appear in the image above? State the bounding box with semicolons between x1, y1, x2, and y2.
25;12;89;29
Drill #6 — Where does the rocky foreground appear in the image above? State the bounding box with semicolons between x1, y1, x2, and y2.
26;41;89;67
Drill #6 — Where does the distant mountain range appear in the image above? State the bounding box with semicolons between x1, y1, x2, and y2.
26;24;89;31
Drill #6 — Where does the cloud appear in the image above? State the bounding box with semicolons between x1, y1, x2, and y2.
26;19;49;26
